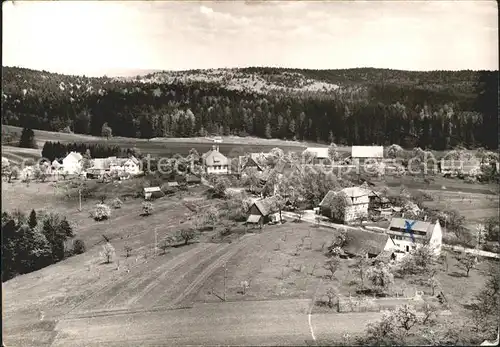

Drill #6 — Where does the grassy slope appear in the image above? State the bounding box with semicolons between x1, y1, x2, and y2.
2;125;325;157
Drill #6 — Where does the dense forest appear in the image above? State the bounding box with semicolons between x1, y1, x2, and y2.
2;209;78;281
1;66;498;150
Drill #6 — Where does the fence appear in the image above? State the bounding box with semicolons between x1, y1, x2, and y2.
337;295;426;313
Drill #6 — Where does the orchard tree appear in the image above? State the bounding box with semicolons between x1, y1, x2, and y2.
456;253;477;277
366;262;394;294
101;122;113;139
177;229;198;245
324;257;340;280
101;242;115;263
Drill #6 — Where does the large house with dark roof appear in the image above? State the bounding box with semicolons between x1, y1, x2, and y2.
386;217;443;259
319;187;371;224
341;228;396;259
203;146;229;175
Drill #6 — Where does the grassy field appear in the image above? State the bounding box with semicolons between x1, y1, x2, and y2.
1;145;42;165
2;178;497;346
2;125;321;157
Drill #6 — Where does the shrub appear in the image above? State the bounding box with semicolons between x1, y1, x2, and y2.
142;202;153;216
111;198;123;209
92;204;111;221
73;239;86;254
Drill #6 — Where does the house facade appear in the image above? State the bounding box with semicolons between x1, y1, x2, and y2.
203;146;229;175
385;217;442;260
62;152;83;175
319;187;371;224
351;146;384;166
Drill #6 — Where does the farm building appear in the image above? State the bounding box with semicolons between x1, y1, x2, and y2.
143;186;164;200
351;146;384;165
319;187;371;224
203;145;229;175
303;147;329;164
241;154;265;172
439;159;481;176
386;217;442;259
246;196;279;227
342;228;396;259
368;190;391;210
62;152;83;175
109;156;141;175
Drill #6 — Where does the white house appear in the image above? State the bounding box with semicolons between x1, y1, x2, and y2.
351;146;384;166
62;152;83;175
303;147;329;164
385;217;443;260
319;186;371;224
203;145;229;175
109;156;141;176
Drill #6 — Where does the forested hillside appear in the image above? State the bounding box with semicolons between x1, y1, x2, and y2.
1;66;498;149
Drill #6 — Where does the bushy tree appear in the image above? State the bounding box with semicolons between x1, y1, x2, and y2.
111;198;123;209
101;122;113;139
176;229;198;245
366;262;394;294
73;239;86;254
456;253;477;277
92;204;111;221
142;202;153;216
28;209;37;229
19;127;37;148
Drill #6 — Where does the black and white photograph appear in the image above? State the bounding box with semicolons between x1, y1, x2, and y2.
1;0;499;346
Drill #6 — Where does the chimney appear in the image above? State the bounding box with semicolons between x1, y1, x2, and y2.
216;145;219;152
212;145;216;151
424;215;428;222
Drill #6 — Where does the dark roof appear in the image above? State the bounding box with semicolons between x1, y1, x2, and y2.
342;229;390;256
243;157;264;171
319;190;337;208
252;197;278;216
389;217;435;234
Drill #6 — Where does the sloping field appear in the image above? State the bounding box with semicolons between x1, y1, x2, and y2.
1;145;42;165
2;125;312;157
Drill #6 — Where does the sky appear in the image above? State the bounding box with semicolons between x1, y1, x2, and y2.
2;0;498;76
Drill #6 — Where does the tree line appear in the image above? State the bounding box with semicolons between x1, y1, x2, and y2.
1;66;498;150
1;209;80;282
41;141;127;161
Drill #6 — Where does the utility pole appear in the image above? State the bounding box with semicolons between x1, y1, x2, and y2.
78;188;82;212
154;228;158;257
223;263;227;301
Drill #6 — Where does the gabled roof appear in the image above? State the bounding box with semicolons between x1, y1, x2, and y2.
388;217;438;234
352;146;384;159
304;147;329;159
242;156;264;171
342;187;372;198
343;229;390;256
64;151;83;162
204;150;229;166
252;197;278;216
126;156;140;165
319;190;338;208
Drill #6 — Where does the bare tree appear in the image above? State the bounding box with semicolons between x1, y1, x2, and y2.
427;276;440;296
177;229;197;245
124;244;132;258
456;253;477;277
101;242;115;263
326;287;339;308
324;258;340;280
